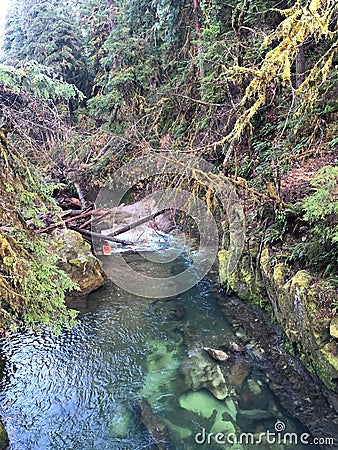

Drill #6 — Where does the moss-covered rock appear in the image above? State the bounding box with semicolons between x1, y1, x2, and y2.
55;229;104;296
330;316;338;339
218;239;268;305
219;244;338;393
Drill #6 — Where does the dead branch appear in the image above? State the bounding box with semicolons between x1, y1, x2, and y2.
106;208;171;237
35;209;107;234
70;227;133;246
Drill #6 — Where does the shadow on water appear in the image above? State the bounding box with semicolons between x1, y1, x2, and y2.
0;254;327;449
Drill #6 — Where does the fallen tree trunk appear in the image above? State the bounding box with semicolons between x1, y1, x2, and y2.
71;227;133;246
106;208;170;237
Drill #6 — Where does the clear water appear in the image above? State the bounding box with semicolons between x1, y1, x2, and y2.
0;256;314;449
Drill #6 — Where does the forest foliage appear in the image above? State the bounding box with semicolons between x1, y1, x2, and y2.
0;0;337;327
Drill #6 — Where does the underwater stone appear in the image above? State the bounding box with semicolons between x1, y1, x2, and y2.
203;347;231;362
179;391;237;423
228;360;251;388
237;409;275;431
108;403;133;438
182;349;229;400
139;398;171;450
179;391;218;419
163;419;192;440
247;378;262;395
179;391;238;442
210;418;235;435
140;340;179;408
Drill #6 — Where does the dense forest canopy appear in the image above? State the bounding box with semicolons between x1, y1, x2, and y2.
0;0;337;328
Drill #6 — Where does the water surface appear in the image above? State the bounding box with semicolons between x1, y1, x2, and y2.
0;256;315;449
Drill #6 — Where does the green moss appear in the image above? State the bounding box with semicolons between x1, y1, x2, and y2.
329;316;338;339
260;248;270;272
218;250;229;287
220;239;338;393
69;259;84;267
287;270;313;292
313;342;338;391
272;263;287;285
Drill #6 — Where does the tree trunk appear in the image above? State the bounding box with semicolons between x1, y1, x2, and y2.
193;0;204;77
296;44;306;88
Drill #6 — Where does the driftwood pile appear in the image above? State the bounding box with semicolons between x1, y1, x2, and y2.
34;197;170;254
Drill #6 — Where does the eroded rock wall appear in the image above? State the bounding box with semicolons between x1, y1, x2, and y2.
218;242;338;394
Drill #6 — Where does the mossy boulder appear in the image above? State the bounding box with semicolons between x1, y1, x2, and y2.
266;268;337;391
218;240;268;305
330;316;338;339
55;230;104;296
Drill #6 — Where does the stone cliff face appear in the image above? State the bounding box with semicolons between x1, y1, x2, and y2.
218;241;338;394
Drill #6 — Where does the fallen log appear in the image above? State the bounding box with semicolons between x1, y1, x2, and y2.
106;208;170;237
71;226;133;246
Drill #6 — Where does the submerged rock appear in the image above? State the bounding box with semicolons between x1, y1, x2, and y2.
55;229;104;296
179;390;237;436
237;409;275;431
203;347;231;362
140;340;180;409
163;419;192;440
227;341;245;353
139;398;171;450
179;390;236;421
228;360;251;388
108;403;133;438
182;349;229;400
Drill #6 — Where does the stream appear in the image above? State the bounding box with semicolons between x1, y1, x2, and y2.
0;254;330;449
